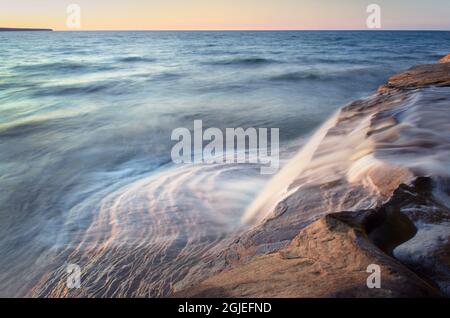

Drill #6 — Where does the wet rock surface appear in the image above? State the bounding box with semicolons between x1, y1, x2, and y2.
174;55;450;298
175;178;447;298
379;56;450;93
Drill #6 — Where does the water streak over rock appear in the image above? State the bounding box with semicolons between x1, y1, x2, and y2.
175;55;450;297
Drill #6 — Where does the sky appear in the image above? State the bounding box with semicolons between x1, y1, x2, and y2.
1;0;449;31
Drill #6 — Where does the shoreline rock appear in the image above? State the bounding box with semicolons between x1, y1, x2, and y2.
0;27;53;32
174;54;450;298
174;178;445;298
378;60;450;93
438;54;450;64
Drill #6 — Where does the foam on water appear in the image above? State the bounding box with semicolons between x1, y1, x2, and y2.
242;111;339;224
244;87;450;225
29;159;267;297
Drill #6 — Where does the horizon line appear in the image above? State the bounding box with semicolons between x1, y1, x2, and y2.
3;27;450;32
48;28;450;32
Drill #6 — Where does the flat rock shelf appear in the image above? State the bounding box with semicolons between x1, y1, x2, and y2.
174;54;450;298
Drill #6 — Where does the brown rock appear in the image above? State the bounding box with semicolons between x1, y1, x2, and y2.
378;61;450;93
174;205;441;298
174;57;450;298
438;54;450;64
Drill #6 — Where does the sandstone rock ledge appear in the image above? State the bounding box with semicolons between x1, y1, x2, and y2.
173;55;450;298
439;53;450;64
175;178;445;298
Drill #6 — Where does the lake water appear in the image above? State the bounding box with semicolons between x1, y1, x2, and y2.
0;31;449;296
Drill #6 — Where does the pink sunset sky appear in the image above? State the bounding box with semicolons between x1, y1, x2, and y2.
1;0;449;30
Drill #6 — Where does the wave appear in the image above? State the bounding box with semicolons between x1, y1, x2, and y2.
30;77;147;98
32;82;111;97
204;57;276;66
142;71;184;81
117;56;156;63
13;62;114;75
270;71;322;82
269;66;387;83
307;56;372;64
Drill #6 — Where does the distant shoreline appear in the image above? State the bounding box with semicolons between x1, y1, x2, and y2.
2;28;450;32
0;27;53;32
